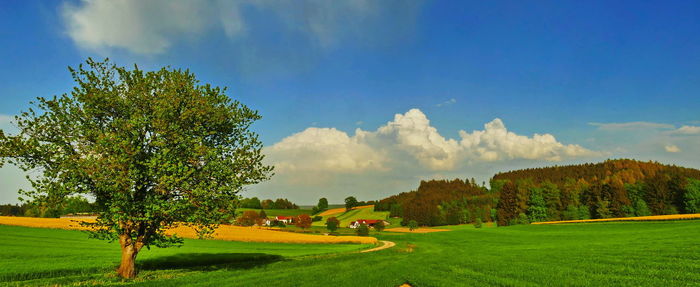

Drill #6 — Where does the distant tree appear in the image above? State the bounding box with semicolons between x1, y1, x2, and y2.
345;196;358;212
312;215;322;222
0;59;274;278
325;217;340;232
474;218;483;228
374;220;385;232
236;210;261;227
595;199;612;219
317;198;329;212
356;223;369;236
241;197;262;209
261;199;274;209
295;214;312;230
562;205;580;220
683;178;700;213
408;220;418;231
259;210;267;220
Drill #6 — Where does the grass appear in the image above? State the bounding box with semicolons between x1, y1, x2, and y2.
2;220;700;286
0;225;371;286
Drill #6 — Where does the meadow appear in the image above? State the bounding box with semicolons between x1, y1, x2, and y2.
2;220;700;286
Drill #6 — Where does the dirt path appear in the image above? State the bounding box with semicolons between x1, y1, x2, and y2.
360;240;396;253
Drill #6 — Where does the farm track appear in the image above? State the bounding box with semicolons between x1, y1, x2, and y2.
360;240;395;253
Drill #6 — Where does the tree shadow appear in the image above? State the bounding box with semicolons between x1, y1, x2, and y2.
138;253;283;272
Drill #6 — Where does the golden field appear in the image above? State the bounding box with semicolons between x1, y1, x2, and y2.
532;213;700;225
317;204;374;217
0;216;377;244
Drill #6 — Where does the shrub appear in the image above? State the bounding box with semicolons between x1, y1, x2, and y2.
408;220;418;231
236;210;260;226
474;218;482;228
374;220;385;232
356;223;369;236
312;215;323;222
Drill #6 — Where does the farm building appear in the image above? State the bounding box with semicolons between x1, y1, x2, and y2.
275;216;294;224
348;219;390;229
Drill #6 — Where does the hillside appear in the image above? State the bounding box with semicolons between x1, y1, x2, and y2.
312;205;390;227
375;179;498;226
493;159;700;226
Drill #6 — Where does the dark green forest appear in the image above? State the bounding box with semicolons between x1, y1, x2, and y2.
377;159;700;226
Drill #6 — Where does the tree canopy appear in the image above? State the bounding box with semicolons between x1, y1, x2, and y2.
0;59;273;278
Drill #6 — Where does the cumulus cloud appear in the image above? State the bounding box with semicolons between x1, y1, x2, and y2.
589;121;674;131
266;109;601;176
62;0;420;55
665;144;681;153
266;127;387;174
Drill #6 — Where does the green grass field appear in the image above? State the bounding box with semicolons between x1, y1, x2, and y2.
311;206;390;227
2;220;700;286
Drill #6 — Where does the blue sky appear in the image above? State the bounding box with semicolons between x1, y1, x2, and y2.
1;0;699;204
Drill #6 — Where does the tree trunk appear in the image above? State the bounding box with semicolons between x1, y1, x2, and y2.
116;234;139;279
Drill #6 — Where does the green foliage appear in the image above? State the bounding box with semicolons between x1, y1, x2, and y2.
527;188;548;222
258;210;267;220
240;197;262;209
374;220;385;232
344;196;358;212
683;178;700;213
317;198;329;212
596;200;612;219
408;220;418;231
325;217;340;232
474;218;482;228
312;216;322;222
0;59;273;277
355;223;369;236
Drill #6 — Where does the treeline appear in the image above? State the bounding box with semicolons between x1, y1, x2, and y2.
494;159;700;226
239;197;299;209
0;196;96;217
375;179;498;226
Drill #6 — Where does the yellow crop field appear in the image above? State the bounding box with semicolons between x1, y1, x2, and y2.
318;205;374;217
384;227;451;233
0;216;377;244
532;213;700;225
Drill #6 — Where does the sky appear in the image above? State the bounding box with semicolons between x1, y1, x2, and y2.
1;0;699;205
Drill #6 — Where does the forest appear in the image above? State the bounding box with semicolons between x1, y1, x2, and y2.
376;159;700;227
375;178;498;226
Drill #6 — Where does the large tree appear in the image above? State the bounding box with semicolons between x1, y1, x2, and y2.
0;59;273;278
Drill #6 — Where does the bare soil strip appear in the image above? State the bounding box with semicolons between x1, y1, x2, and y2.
360;240;396;253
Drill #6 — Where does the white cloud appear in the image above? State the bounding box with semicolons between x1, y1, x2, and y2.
672;125;700;135
62;0;216;54
589;121;674;131
436;98;457;107
61;0;418;55
665;144;681;153
267;109;600;176
459;118;600;162
266;127;387;174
